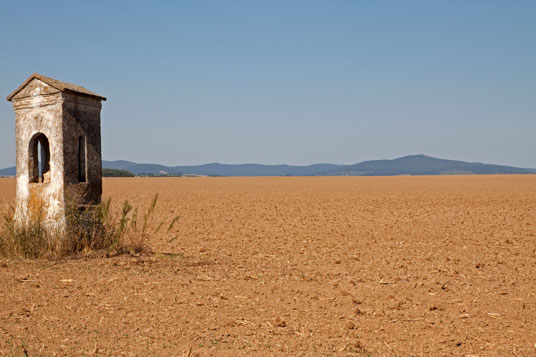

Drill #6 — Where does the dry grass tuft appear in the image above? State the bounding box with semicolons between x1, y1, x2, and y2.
0;194;178;259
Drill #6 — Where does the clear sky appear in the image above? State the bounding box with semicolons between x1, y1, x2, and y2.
1;1;535;168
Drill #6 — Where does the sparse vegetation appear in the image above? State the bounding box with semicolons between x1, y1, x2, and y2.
102;168;135;177
0;193;179;259
137;172;182;177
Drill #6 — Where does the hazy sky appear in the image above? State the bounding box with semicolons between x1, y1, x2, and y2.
1;1;535;168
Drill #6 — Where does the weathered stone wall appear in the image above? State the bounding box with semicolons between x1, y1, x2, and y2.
9;76;104;228
11;79;65;226
62;92;103;205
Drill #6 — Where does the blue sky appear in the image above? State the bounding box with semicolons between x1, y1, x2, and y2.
1;1;535;168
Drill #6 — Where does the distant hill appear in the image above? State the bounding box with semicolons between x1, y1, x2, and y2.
102;156;534;176
102;160;345;176
0;166;15;176
1;155;535;177
322;155;535;176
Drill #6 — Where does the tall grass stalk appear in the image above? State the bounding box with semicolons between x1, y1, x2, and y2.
0;194;179;259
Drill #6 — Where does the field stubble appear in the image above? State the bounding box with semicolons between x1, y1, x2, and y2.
0;175;535;356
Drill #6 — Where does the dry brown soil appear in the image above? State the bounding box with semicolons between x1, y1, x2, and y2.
0;176;535;356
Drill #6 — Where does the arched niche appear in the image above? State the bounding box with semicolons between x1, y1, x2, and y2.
28;133;50;184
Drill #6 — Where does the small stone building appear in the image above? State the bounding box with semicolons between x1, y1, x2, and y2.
6;74;106;227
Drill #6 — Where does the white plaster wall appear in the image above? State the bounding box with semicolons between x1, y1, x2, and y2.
12;80;65;227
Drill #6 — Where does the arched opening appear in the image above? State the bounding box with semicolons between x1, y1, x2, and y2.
78;135;87;182
28;133;50;184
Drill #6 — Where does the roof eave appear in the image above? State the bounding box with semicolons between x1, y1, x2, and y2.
6;73;40;101
6;73;107;102
63;88;107;101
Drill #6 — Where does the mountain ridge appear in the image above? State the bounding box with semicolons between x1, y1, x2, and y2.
1;155;535;177
320;155;535;176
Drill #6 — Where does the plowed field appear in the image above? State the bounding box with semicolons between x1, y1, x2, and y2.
1;176;535;356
